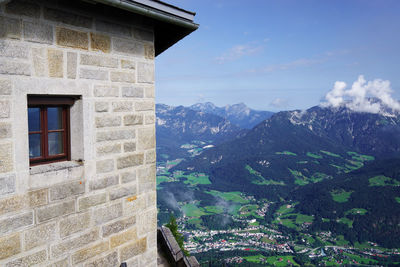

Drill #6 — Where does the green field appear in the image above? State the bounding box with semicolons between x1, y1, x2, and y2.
347;151;375;162
337;217;353;228
320;150;341;158
204;205;224;214
289;168;310;185
277;204;295;214
275;151;297;156
243;255;299;266
206;190;249;204
246;165;285;185
307;152;323;159
331;190;353;203
345;208;367;215
182;203;207;217
396;197;400;204
181;173;212;186
369;175;400;186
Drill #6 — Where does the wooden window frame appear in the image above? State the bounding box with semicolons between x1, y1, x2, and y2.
28;95;78;166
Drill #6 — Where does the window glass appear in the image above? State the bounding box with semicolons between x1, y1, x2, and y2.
47;107;63;130
29;134;41;158
48;132;64;155
28;108;41;132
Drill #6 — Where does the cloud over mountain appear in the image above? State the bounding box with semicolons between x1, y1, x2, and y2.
321;75;400;115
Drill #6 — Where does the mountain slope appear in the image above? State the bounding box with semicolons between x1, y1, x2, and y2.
190;102;274;129
175;105;400;199
156;104;246;157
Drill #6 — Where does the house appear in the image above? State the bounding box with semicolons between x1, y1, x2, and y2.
0;0;198;266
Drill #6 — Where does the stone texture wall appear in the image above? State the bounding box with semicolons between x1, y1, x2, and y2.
0;0;157;266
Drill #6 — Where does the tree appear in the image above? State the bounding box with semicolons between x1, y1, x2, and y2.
165;214;190;256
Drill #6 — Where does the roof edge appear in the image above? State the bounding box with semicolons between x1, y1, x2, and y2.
91;0;198;30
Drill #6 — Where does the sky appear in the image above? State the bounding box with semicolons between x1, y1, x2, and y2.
155;0;400;112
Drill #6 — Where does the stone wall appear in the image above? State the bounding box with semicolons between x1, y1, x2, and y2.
0;0;157;266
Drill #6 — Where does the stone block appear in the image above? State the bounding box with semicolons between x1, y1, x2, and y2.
90;33;111;53
0;195;24;216
0;174;15;196
5;0;40;18
24;221;57;250
67;52;77;79
137;209;157;235
48;48;64;78
145;86;155;98
0;233;20;260
122;86;143;98
97;20;130;37
102;216;136;237
119;237;147;262
145;150;156;164
84;251;119;267
113;37;144;56
93;85;118;97
80;54;118;68
44;7;92;28
56;27;88;50
133;28;153;42
0;142;13;173
89;175;118;191
23;21;53;44
96;144;121;157
5;250;47;267
96;159;114;173
110;71;135;83
95;115;121;128
28;188;48;207
109;185;136;201
112;101;133;112
80;68;108;80
49;181;85;201
60;212;90;238
139;182;155;194
137;127;155;150
0;211;33;234
95;102;108;112
120;171;136;184
0;40;29;59
147;191;157;208
51;229;98;258
121;59;135;69
144;44;155;59
123;114;143;126
117;154;144;169
0;16;22;39
0;60;31;76
72;241;109;264
37;200;75;223
96;129;135;142
124;142;136;153
78;193;106;211
0;78;12;95
32;47;47;77
0;100;10;118
93;202;123;225
135;100;154;111
46;258;69;267
138;165;156;184
137;62;154;83
145;114;155;124
110;226;137;248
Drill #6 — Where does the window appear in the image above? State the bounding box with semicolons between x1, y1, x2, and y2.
28;96;78;165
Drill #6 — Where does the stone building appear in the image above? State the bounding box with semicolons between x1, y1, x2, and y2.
0;0;197;266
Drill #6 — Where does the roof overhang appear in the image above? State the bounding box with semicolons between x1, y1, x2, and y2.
89;0;199;56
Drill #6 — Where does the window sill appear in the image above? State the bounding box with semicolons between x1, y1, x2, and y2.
29;160;83;175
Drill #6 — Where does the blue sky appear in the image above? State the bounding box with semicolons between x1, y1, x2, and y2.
156;0;400;111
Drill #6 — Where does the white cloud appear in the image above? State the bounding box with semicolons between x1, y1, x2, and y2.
321;75;400;115
216;43;263;64
270;98;288;108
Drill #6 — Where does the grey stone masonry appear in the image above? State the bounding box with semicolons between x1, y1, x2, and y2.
0;0;157;265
